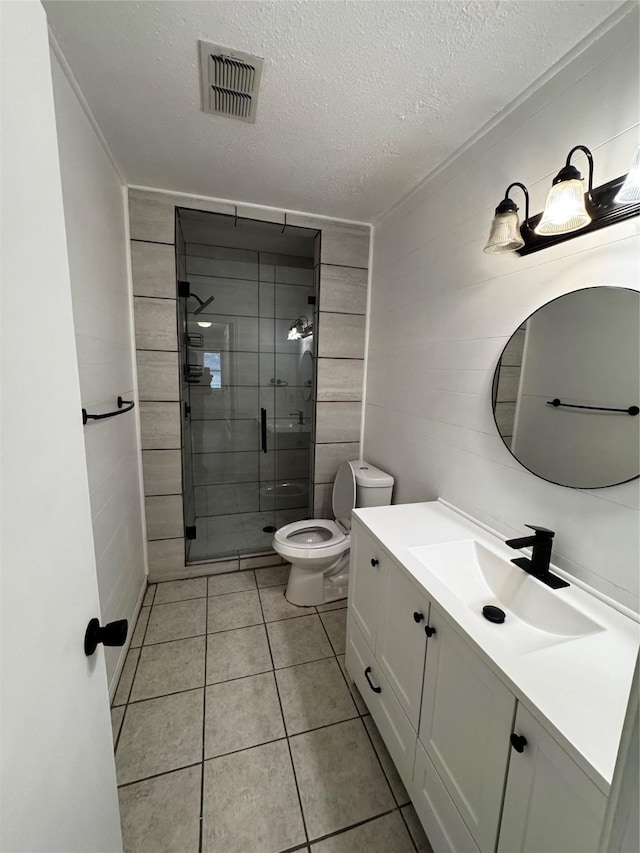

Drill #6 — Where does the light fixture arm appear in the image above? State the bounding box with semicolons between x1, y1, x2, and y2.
504;182;530;224
562;144;594;195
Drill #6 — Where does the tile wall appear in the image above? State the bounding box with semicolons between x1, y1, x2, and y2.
129;190;370;581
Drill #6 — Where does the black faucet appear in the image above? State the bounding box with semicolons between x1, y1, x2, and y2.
505;524;569;589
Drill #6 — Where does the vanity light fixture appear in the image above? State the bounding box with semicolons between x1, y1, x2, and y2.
615;145;640;203
535;145;593;235
486;143;640;257
287;315;313;340
483;182;530;254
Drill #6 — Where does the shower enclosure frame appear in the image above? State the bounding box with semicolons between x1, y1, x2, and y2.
175;207;320;565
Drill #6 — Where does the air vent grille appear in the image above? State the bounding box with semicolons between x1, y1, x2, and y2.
199;41;263;123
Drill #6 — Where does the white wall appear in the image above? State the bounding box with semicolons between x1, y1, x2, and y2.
364;9;640;611
50;52;146;687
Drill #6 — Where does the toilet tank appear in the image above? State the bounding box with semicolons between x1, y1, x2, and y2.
350;460;394;508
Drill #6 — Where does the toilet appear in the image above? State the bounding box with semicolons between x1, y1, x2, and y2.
273;460;394;606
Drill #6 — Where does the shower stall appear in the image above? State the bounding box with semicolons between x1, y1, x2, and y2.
175;208;317;563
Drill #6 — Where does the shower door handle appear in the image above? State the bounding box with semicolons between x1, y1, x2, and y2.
261;408;267;454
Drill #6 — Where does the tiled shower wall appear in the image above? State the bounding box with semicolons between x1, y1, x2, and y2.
129;189;370;582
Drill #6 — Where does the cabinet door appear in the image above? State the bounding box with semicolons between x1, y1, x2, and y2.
498;705;606;853
346;614;417;789
348;521;387;653
419;606;515;853
377;558;430;729
413;741;480;853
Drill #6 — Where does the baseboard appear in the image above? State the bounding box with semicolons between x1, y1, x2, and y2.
108;579;147;703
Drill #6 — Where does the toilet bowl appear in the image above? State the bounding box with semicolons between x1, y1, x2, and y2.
272;460;394;606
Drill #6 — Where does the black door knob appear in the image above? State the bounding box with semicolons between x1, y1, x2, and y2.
424;625;436;637
84;618;128;656
510;733;528;753
413;611;425;623
370;558;379;566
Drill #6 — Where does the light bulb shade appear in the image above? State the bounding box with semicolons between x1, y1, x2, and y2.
483;210;524;254
535;178;591;235
614;146;640;204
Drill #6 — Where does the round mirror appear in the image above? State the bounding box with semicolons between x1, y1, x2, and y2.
492;287;639;489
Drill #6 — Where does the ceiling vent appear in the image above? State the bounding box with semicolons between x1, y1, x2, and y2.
198;40;264;123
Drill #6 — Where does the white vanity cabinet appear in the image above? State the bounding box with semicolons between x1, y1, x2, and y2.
417;604;515;853
498;705;606;853
345;511;618;853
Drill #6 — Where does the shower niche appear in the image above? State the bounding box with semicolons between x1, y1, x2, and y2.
175;208;318;563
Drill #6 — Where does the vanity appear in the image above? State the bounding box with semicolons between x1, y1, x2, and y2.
345;500;638;853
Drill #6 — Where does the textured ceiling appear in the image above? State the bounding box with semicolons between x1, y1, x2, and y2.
44;0;624;222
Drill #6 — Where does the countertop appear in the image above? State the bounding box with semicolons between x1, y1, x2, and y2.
352;499;639;794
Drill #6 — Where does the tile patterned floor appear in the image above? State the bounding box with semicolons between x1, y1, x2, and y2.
111;567;434;853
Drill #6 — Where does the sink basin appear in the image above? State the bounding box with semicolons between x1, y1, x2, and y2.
266;420;309;434
408;540;602;653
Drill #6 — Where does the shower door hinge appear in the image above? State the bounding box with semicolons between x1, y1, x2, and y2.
183;403;191;419
178;280;190;298
307;295;316;305
185;525;197;540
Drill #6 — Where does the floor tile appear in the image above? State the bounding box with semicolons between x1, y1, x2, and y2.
111;706;125;744
276;657;357;735
145;599;207;644
310;811;415;852
130;636;205;702
116;689;203;785
337;655;368;715
131;607;151;647
119;765;201;853
289;718;394;840
364;716;410;806
208;570;256;596
317;599;347;612
206;624;272;684
113;647;141;706
154;577;207;605
142;584;157;606
259;584;315;622
205;672;284;758
267;614;333;669
320;609;347;655
402;804;435;853
255;565;290;587
207;589;262;633
202;739;305;853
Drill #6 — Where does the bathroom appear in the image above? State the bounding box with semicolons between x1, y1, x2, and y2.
1;2;638;852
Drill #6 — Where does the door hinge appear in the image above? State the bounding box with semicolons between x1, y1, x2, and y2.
183;402;191;418
186;525;197;540
178;280;190;298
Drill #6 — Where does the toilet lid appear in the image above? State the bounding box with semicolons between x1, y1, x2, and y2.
332;461;356;528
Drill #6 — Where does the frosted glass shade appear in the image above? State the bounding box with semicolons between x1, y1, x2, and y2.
535;178;591;235
614;147;640;203
483;210;524;254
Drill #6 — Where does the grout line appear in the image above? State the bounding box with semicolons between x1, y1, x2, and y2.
257;589;310;848
113;598;155;751
306;807;399;847
398;803;421;853
198;589;210;853
116;760;204;790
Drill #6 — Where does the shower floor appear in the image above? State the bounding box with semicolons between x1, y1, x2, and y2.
188;509;307;562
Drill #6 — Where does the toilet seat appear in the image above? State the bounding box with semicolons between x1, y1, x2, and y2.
274;518;346;549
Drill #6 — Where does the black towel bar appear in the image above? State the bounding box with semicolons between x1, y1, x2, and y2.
82;396;135;425
547;398;639;416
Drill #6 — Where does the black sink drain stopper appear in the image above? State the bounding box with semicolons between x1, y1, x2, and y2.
482;605;506;624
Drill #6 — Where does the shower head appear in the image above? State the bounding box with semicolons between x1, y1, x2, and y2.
191;293;215;316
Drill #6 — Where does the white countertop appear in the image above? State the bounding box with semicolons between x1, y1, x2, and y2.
352;500;639;794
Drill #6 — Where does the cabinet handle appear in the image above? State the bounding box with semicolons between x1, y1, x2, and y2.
370;558;379;567
413;611;425;623
424;625;436;637
364;666;382;694
510;733;528;753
